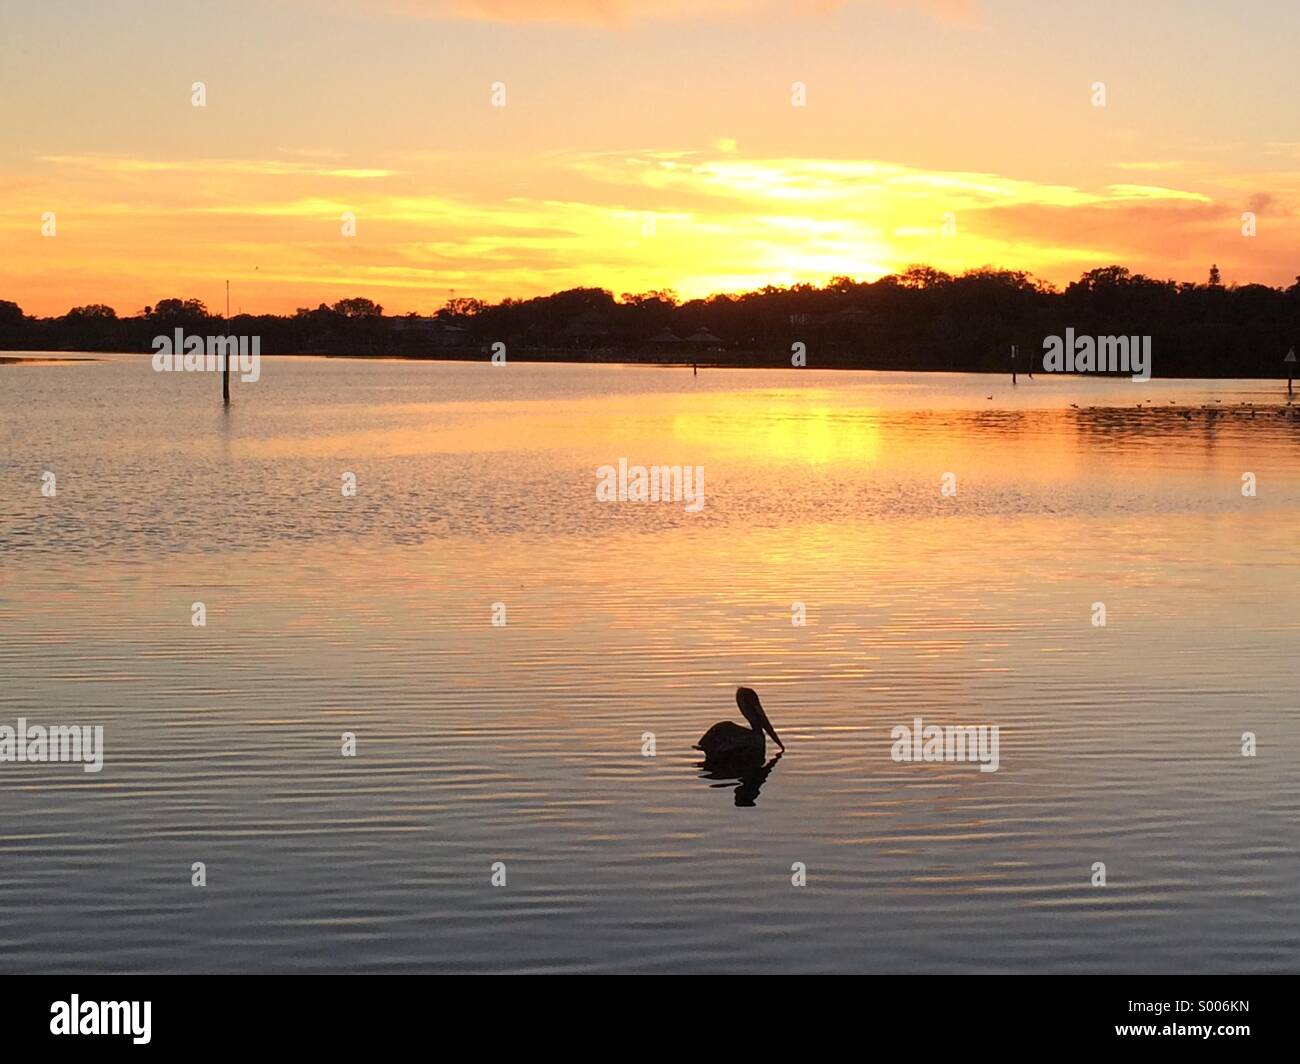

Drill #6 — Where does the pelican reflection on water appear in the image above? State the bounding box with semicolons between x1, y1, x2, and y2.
695;687;785;806
698;752;782;807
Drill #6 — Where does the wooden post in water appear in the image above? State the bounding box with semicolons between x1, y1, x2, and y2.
1287;347;1296;398
223;279;230;405
1011;343;1017;385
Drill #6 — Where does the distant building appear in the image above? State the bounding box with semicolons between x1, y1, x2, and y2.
392;315;440;334
432;323;469;347
392;316;470;347
563;310;611;340
834;305;879;326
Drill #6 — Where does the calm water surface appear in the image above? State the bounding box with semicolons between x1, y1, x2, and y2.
1;355;1298;973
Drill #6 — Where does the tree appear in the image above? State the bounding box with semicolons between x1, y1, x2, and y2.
899;265;953;289
439;297;485;318
0;299;24;326
66;304;117;319
332;297;383;319
1209;264;1222;287
150;298;209;320
1071;265;1131;292
620;289;679;308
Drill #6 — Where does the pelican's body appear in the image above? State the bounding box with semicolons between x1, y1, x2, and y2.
695;687;784;761
696;720;765;758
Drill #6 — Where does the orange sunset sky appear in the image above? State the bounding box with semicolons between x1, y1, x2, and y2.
2;0;1299;317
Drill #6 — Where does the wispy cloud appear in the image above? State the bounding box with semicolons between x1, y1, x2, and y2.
40;155;396;179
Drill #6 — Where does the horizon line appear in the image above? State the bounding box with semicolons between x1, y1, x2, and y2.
6;262;1297;321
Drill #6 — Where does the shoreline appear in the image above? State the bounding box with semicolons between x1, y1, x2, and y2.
0;354;100;366
1;348;1295;384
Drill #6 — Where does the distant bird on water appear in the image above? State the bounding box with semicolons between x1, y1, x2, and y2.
696;687;784;760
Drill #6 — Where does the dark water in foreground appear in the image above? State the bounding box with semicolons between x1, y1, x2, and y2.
1;355;1298;972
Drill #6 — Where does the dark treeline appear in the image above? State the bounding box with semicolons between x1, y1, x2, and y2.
3;264;1298;377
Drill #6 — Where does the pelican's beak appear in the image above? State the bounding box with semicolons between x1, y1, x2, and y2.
739;687;784;750
763;714;785;751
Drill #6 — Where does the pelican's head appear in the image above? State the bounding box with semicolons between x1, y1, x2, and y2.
736;686;784;750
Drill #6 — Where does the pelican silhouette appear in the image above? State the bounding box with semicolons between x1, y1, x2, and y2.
695;687;784;761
